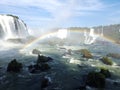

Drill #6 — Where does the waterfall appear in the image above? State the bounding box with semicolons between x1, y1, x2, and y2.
0;15;29;40
57;29;67;39
84;28;97;44
101;26;104;36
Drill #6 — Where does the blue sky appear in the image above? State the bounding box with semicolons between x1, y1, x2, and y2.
0;0;120;30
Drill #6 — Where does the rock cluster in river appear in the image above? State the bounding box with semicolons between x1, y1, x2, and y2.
7;59;22;73
78;68;111;89
28;55;53;73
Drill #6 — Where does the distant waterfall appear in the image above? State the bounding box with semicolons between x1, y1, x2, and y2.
57;29;67;39
0;15;29;40
84;28;97;44
101;26;104;36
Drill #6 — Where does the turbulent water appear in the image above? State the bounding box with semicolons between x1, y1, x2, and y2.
0;16;119;89
0;35;120;90
1;14;119;90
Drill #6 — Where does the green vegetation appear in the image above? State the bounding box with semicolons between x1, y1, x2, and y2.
101;57;113;65
86;67;111;88
100;68;111;78
7;59;22;73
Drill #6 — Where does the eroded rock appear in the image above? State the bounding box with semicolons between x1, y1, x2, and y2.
7;59;22;73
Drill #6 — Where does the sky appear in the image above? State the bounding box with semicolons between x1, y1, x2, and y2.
0;0;120;30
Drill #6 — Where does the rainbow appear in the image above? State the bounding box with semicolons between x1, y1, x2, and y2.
22;31;58;49
21;29;116;50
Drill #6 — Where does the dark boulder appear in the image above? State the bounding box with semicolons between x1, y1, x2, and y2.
37;55;53;64
100;68;111;78
67;49;72;55
47;57;53;61
40;63;51;71
28;64;41;73
113;81;120;86
32;49;41;55
41;76;52;89
7;59;22;73
28;63;51;73
28;55;52;73
37;55;49;64
77;85;86;90
86;71;105;88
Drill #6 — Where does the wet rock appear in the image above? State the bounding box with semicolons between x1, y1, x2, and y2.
6;38;24;43
116;40;120;44
67;49;72;55
0;67;2;69
47;57;53;61
28;63;51;73
100;68;111;78
28;55;52;73
37;55;53;64
77;64;84;68
74;49;81;54
28;64;41;73
7;59;22;73
37;55;49;64
113;81;120;86
77;85;86;90
107;53;120;59
100;57;113;65
86;71;105;88
41;76;52;89
32;49;41;55
59;47;66;50
41;63;51;71
80;49;93;58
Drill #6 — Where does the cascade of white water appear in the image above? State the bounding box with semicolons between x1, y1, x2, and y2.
84;28;97;44
101;26;104;36
16;19;28;38
84;30;89;44
0;15;28;40
57;29;67;39
0;16;14;39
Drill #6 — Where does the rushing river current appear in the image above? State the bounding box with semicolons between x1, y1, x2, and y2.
0;37;120;90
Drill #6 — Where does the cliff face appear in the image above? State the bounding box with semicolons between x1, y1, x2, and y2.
0;14;29;40
94;24;120;43
68;24;120;43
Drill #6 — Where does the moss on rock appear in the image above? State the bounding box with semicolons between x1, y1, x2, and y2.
80;49;93;58
101;57;113;65
100;68;111;78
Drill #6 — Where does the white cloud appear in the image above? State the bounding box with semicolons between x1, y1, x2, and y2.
0;0;105;28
